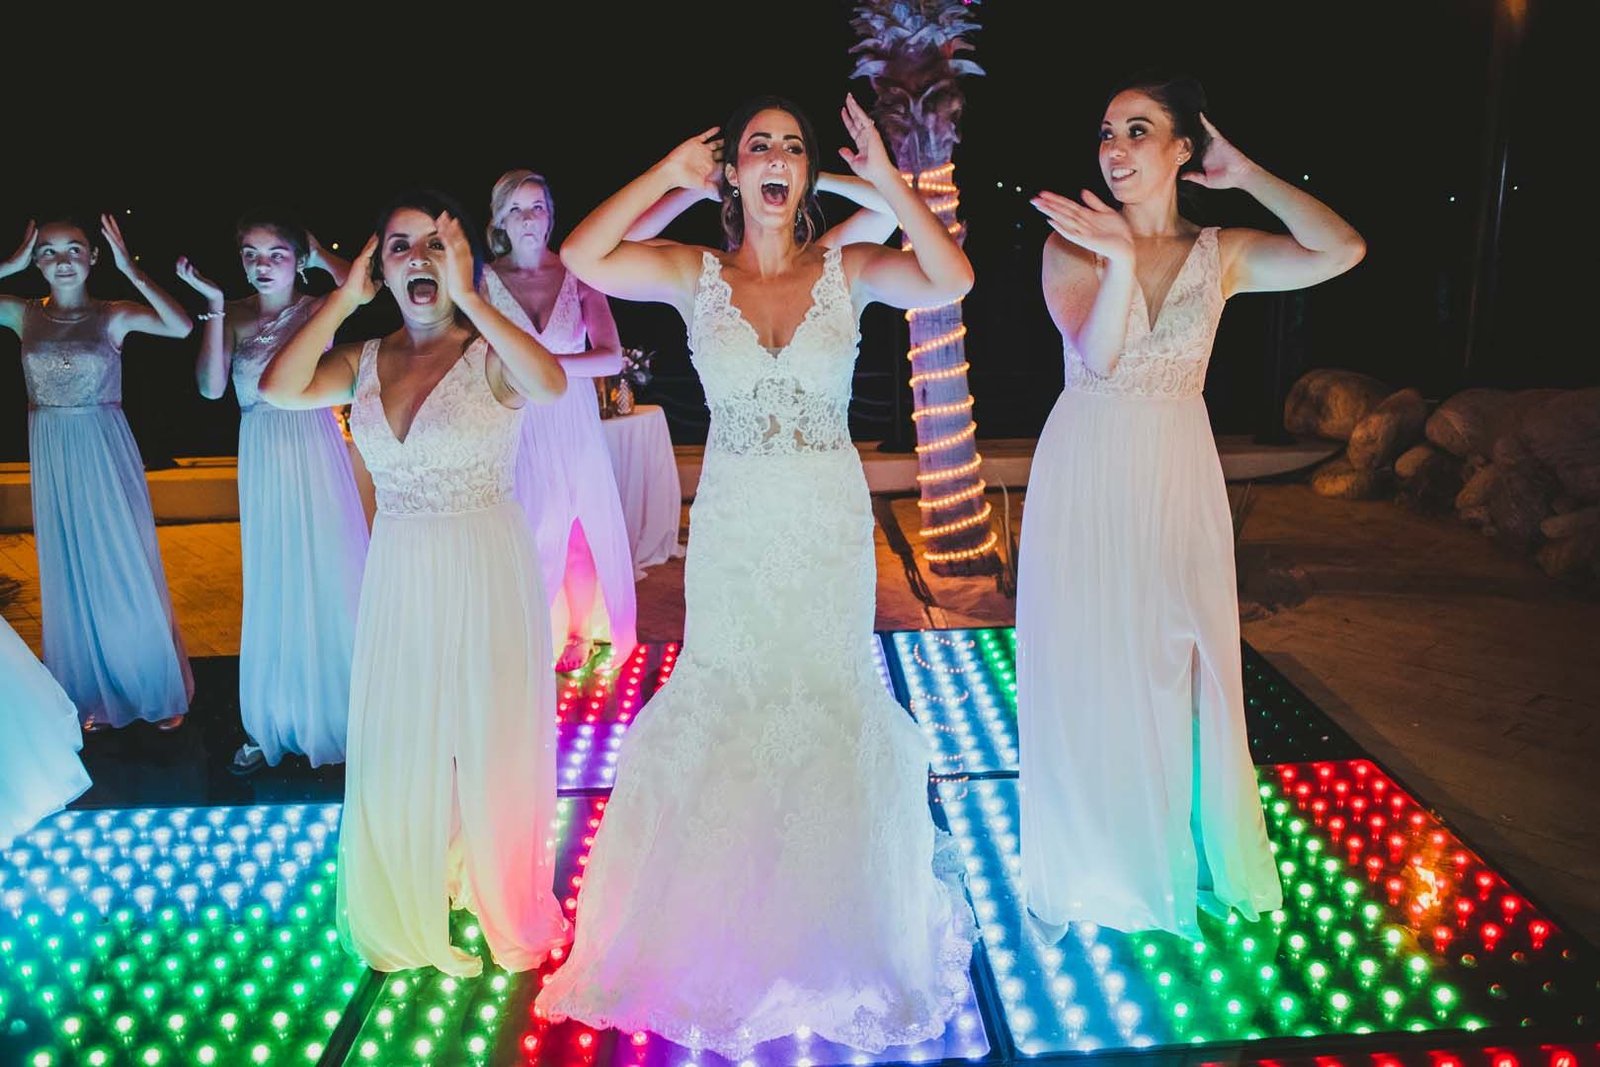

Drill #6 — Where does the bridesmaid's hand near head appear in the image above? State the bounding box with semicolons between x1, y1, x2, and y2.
1179;114;1259;190
175;257;226;306
1031;189;1135;266
100;213;137;277
337;235;383;311
436;212;477;306
657;127;724;194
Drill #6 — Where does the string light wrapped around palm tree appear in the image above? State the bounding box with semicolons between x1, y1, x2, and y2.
850;0;1000;576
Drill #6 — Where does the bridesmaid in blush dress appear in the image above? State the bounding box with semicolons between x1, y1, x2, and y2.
486;170;637;673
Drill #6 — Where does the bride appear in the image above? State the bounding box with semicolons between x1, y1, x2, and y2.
536;94;978;1056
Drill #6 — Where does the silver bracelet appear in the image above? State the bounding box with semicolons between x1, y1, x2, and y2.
196;309;224;321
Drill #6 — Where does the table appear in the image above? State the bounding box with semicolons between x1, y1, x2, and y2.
600;404;685;575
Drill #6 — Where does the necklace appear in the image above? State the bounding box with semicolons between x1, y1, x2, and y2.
248;295;308;347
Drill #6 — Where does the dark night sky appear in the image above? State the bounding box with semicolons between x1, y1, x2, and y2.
0;1;1575;463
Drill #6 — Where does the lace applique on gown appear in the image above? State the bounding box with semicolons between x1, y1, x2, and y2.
538;248;977;1056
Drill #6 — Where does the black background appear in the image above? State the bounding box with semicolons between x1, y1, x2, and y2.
0;1;1577;464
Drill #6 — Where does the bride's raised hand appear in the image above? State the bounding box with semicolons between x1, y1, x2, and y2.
657;127;723;193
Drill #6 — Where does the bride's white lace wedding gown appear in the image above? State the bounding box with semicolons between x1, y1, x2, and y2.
538;247;975;1057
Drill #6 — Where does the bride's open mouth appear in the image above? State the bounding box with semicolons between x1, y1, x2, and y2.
405;275;439;305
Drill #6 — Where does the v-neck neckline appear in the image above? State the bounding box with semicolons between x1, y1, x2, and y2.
1133;229;1206;333
715;250;833;361
526;268;573;336
376;342;469;446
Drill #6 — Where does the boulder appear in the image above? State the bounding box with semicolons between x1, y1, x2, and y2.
1311;455;1392;499
1395;443;1463;514
1284;369;1394;441
1425;388;1511;459
1455;464;1499;511
1348;388;1429;469
1517;387;1600;503
1485;459;1559;552
1535;526;1600;583
1540;504;1600;541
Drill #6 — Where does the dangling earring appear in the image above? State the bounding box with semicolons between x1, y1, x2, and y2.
730;186;740;198
297;266;309;285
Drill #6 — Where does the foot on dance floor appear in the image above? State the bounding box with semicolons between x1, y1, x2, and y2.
229;741;266;776
555;636;596;674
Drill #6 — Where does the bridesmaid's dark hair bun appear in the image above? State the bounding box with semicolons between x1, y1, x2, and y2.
1106;69;1211;177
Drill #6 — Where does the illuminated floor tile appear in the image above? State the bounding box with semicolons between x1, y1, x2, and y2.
885;629;1366;777
890;628;1018;779
557;644;679;791
555;639;898;791
9;632;1593;1066
938;765;1600;1058
343;798;601;1066
0;804;365;1067
1242;646;1366;763
348;795;993;1066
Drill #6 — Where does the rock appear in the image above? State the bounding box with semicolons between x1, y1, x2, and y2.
1395;443;1463;514
1311;455;1392;499
1485;459;1558;552
1456;464;1499;511
1348;388;1429;470
1540;504;1600;540
1425;387;1567;462
1535;527;1600;583
1425;388;1511;458
1284;369;1394;442
1516;387;1600;503
1492;431;1534;466
1396;443;1439;481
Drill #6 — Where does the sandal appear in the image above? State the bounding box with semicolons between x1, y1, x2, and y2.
229;742;266;776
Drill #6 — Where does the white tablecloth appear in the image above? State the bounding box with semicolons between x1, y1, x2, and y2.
600;404;685;575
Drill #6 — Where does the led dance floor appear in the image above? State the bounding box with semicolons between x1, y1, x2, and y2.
2;630;1594;1066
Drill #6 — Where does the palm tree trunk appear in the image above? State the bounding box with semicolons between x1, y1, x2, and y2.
904;160;999;576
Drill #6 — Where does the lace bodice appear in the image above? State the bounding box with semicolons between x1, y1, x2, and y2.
20;301;121;407
350;337;523;515
531;270;586;356
485;266;588;357
1064;227;1224;400
232;297;317;411
688;247;859;456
